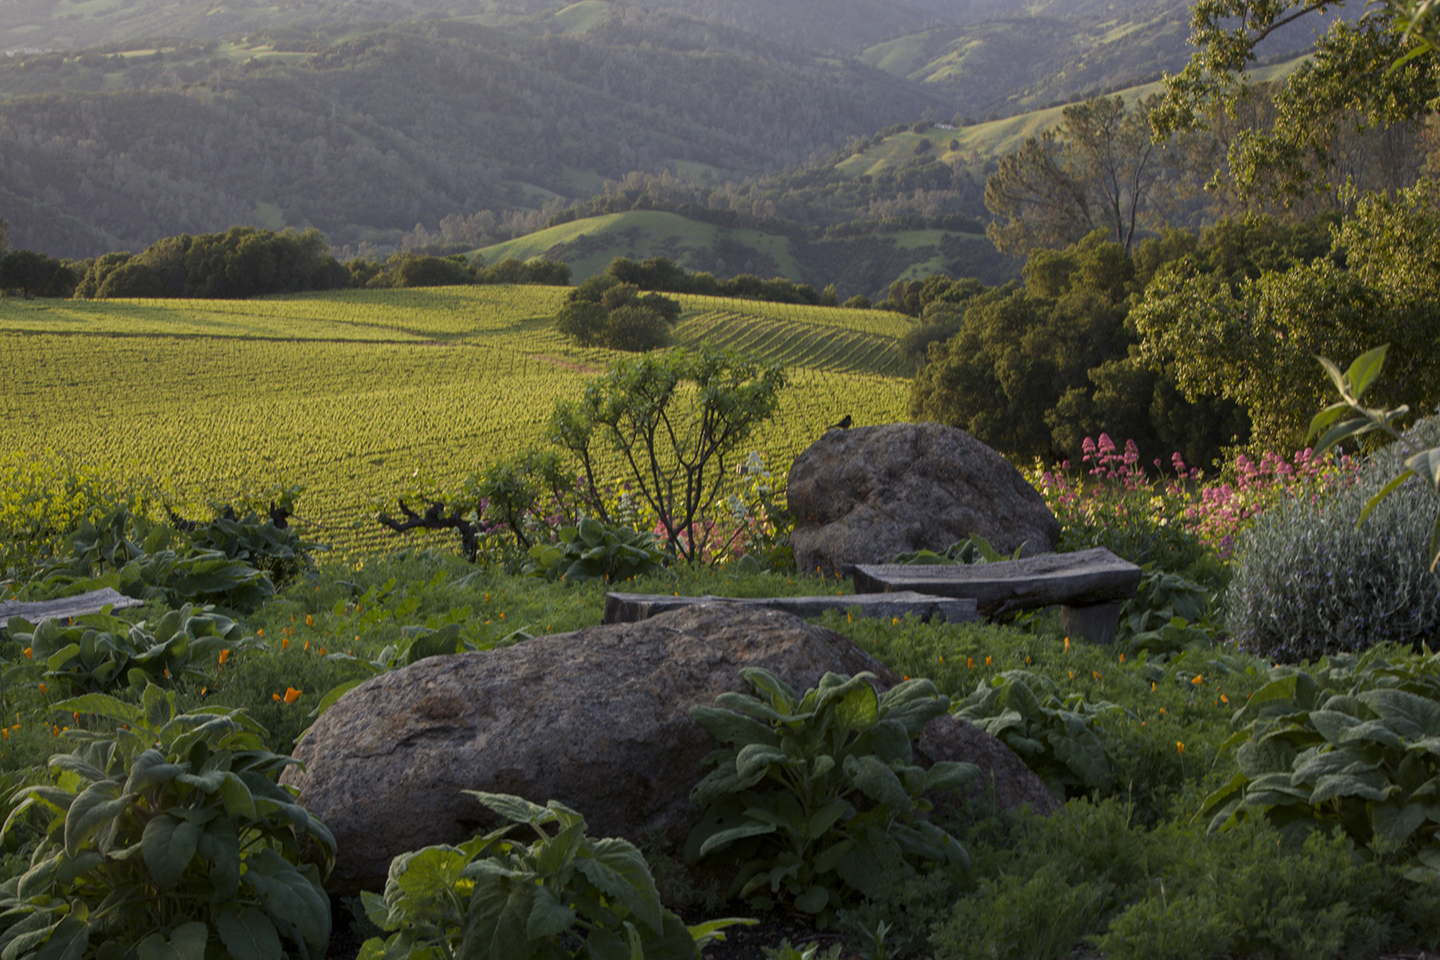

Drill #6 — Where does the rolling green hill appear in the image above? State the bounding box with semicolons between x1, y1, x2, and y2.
472;209;1002;296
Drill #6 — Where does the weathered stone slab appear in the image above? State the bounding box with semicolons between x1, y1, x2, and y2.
602;591;979;625
0;588;142;630
852;547;1141;643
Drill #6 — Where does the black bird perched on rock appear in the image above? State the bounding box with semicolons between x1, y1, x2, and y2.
829;414;853;431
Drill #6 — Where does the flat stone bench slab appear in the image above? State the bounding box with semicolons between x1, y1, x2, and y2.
603;591;979;625
850;547;1141;644
0;587;143;630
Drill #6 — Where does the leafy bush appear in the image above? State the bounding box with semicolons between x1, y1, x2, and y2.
524;517;669;582
1199;645;1440;880
686;669;976;924
0;453;134;584
1227;415;1440;660
359;791;747;960
0;684;334;960
940;799;1415;960
1115;569;1222;661
951;670;1132;799
7;604;258;696
41;503;319;614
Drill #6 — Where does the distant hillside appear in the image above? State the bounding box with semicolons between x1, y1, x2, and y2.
474;209;1008;297
0;17;944;258
860;0;1354;116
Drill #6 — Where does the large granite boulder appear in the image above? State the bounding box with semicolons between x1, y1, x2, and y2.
788;422;1060;575
283;605;1058;895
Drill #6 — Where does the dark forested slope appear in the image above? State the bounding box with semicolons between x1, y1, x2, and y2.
0;16;946;257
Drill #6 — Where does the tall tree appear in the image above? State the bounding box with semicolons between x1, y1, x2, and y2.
1153;0;1438;204
984;95;1166;258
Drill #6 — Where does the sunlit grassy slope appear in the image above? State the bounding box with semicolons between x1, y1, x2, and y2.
0;286;912;554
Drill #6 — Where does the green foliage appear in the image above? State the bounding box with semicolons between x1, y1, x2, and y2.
555;277;682;352
984;95;1166;258
1226;415;1440;661
0;684;334;960
1309;345;1440;572
909;231;1243;467
359;791;746;960
547;347;785;564
941;799;1414;960
524;517;668;583
6;604;256;697
1115;569;1223;661
0;250;76;298
0;452;135;584
73;227;347;300
686;668;976;924
952;670;1133;799
1135;185;1440;450
40;505;293;614
1199;646;1440;881
891;535;1019;566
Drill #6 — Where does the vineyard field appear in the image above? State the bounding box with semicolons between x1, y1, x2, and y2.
0;286;912;555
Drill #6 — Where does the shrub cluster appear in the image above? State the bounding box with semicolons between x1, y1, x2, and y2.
348;252;570;289
72;227;349;299
604;255;828;306
554;273;683;351
1227;415;1440;661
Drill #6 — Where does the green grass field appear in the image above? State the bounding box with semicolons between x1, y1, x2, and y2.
0;286;911;555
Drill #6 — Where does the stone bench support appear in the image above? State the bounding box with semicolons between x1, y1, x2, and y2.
849;547;1141;644
602;591;979;625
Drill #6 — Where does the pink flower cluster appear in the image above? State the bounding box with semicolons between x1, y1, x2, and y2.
1031;436;1350;560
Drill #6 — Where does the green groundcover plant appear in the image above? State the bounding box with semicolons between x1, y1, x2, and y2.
0;684;334;960
1200;645;1440;881
6;605;260;698
359;791;750;960
685;669;976;925
952;670;1133;799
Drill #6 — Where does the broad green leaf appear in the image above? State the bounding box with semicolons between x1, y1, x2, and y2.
805;799;850;840
124;751;186;793
52;693;140;727
922;761;979;793
1373;801;1429;847
1309;771;1390;804
215;907;283;960
833;683;879;733
30;917;89;960
739;668;798;713
812;838;856;875
794;886;828;914
688;706;779;747
143;815;200;888
685;917;757;949
575;838;663;934
525;886;575;940
844;754;912;813
1361;689;1440;740
244;849;331;949
1345;344;1390;398
465;791;551;828
63;781;128;857
735;743;789;781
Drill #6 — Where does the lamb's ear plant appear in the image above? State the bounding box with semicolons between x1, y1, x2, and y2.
952;670;1133;799
8;604;259;696
359;791;752;960
523;517;669;582
1199;645;1440;881
686;669;977;925
0;683;335;960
